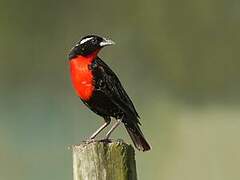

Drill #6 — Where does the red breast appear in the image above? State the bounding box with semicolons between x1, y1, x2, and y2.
69;52;98;101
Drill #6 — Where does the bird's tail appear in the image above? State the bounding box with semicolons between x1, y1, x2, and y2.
123;116;151;151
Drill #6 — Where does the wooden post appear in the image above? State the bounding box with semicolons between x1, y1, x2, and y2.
72;140;137;180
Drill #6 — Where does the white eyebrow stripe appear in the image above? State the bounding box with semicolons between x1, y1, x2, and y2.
79;37;93;44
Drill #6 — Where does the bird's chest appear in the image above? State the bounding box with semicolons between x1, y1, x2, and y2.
70;57;94;101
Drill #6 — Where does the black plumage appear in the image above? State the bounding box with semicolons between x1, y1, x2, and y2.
84;57;150;151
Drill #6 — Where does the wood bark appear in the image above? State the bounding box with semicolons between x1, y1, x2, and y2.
72;140;137;180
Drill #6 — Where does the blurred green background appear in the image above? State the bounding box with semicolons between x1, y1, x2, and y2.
1;0;240;179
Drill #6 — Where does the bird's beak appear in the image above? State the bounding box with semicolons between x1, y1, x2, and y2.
100;38;115;47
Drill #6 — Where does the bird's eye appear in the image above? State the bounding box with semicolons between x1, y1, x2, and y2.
91;38;97;44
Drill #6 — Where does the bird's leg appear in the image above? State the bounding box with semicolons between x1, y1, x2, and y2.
89;117;111;140
105;119;121;139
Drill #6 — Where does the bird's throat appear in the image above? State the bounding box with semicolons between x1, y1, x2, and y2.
69;51;99;100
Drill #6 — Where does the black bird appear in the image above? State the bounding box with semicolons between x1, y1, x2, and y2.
68;35;151;151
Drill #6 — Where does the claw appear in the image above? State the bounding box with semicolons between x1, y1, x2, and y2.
99;138;112;143
83;138;96;144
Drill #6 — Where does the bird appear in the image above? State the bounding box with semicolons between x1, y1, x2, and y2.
68;34;151;151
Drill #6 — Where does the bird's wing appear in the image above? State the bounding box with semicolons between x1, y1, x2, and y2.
93;57;140;123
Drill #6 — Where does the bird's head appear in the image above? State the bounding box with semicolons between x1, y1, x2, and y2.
68;35;115;59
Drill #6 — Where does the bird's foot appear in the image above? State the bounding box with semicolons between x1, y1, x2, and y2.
82;138;114;144
83;138;96;144
99;138;112;143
